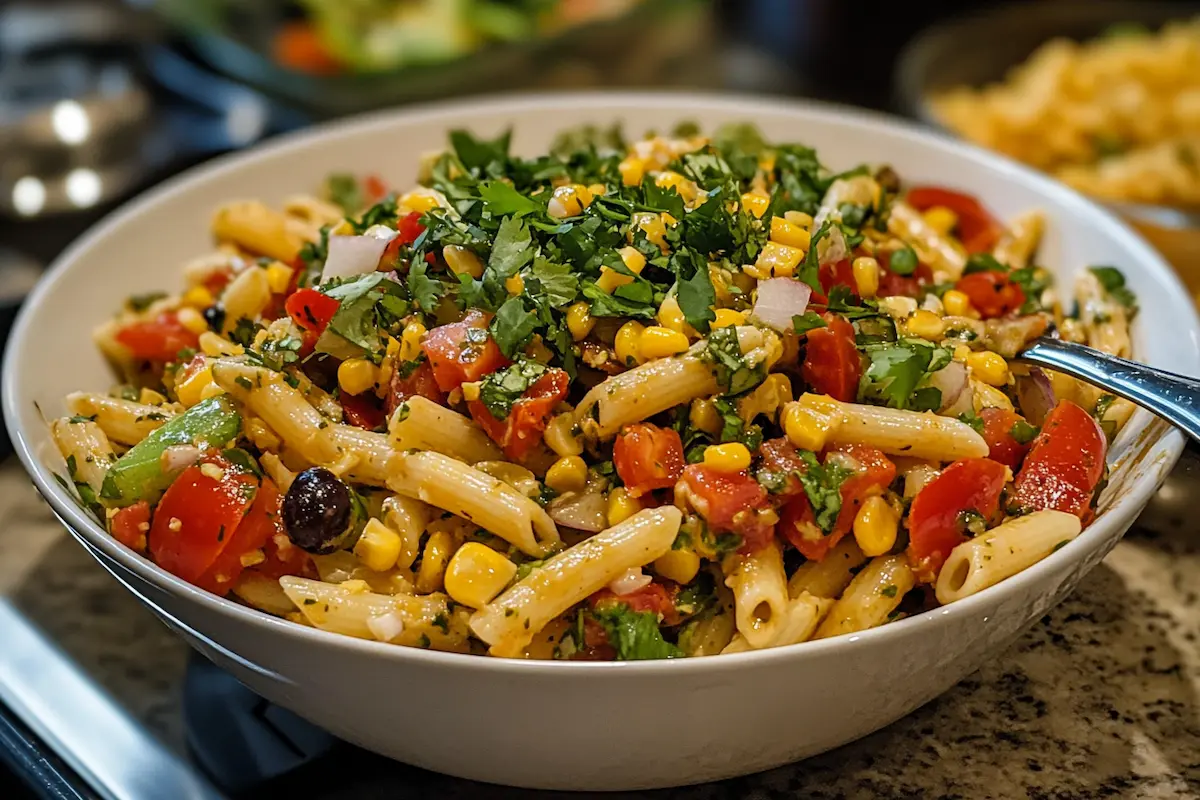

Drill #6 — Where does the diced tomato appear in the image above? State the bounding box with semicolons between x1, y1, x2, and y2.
757;437;808;498
613;423;686;498
680;465;773;552
955;271;1026;319
802;313;861;402
203;268;234;294
385;360;446;417
878;256;933;298
578;617;618;661
175;353;208;386
591;582;680;625
1013;400;1107;519
148;457;260;585
397;211;425;246
363;174;388;203
778;444;895;561
110;501;151;553
195;479;284;595
906;186;1004;254
981;407;1033;470
818;258;857;299
252;532;317;582
341;392;387;431
115;313;200;363
907;457;1009;582
468;369;569;460
423;310;510;393
272;20;343;75
285;288;340;334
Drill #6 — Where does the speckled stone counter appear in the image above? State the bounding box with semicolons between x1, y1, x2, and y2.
3;451;1200;800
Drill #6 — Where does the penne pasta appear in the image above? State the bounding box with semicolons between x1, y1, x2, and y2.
389;396;503;464
724;540;789;649
936;510;1082;604
327;425;394;486
232;572;299;616
470;507;682;657
280;576;470;652
65;392;175;446
575;354;720;439
220;267;272;333
382;494;434;571
814;555;915;640
992;209;1044;270
211;200;307;263
887;201;967;277
50;417;116;496
789;395;989;461
387;451;560;557
787;537;868;600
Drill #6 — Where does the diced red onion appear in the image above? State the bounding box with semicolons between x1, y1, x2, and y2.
548;488;608;533
1016;367;1056;426
320;231;396;283
608;567;652;596
819;225;848;266
160;445;201;474
366;612;405;643
751;278;812;332
926;361;969;414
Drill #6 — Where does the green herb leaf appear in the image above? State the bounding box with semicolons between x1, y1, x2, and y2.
797;220;832;293
958;411;985;433
407;259;445;314
591;603;683;661
1010;419;1039;445
528;258;578;307
478;358;550;420
320;273;407;355
796;450;854;533
675;251;716;334
581;281;657;319
125;292;167;313
489;216;535;278
963;253;1007;275
859;339;955;410
1089;266;1138;310
449;128;511;173
490;296;538;358
324;173;362;215
793;312;827;334
479;180;542;218
701;326;766;395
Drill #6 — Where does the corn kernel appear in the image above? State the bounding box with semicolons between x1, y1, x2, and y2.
953;344;972;362
545;455;588;493
265;262;294;294
712;308;746;328
182;285;215;309
639;326;690;359
176;364;216;408
398;188;442;214
654;549;701;584
354;518;403;572
545;413;583;456
631;212;671;251
784;210;814;229
443;245;484;278
770;216;811;249
548;184;585;218
784;394;844;452
198;331;242;357
754;241;804;278
597;247;646;293
942;289;973;317
852;256;881;299
614;321;644;366
461;381;481;402
905;309;945;341
702;442;752;473
853;496;899;557
566;302;595;341
505;273;525;296
740;192;770;219
656;296;688;334
656;171;697;203
922;205;959;236
619;156;645;187
399;322;426;362
587;183;607;198
607;487;642;526
177;306;208;335
443;542;517;609
338;358;377;396
967;351;1010;387
689;398;723;436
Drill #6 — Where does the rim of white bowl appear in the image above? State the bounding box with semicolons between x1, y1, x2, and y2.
4;90;1193;675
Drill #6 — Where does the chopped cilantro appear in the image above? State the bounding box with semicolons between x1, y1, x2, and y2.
793;311;827;334
1010;419;1039;445
958;411;985;434
859;339;953;411
125;292;167;313
490;296;538;358
324;173;361;215
227;318;259;348
796;450;854;533
963;253;1007;275
701;326;766;395
1088;266;1138;310
590;604;683;661
675;250;717;334
478;180;542;217
796;220;832;292
881;584;898;598
478;358;549;419
319;273;409;356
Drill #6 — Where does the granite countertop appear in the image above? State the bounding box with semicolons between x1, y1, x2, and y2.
2;451;1199;800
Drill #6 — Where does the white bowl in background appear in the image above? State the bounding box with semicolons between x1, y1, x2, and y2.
4;93;1197;791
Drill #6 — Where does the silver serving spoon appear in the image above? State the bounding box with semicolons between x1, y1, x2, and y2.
1016;337;1200;444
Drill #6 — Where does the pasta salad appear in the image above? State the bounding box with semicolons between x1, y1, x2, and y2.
52;123;1139;659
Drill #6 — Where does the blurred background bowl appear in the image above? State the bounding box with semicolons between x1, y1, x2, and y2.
896;0;1200;300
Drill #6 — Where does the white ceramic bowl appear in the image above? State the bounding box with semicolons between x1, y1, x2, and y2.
5;93;1197;791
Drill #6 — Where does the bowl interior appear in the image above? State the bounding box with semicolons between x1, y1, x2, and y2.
4;92;1197;652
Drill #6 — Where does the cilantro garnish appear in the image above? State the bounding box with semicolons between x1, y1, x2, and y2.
963;252;1007;275
318;273;409;356
125;292;167;313
1089;266;1138;310
796;219;832;293
701;326;766;395
590;604;682;661
796;450;854;533
478;358;549;419
793;312;827;334
859;339;953;411
478;180;542;217
958;411;985;433
674;249;716;334
324;173;361;215
1010;419;1039;445
490;296;538;358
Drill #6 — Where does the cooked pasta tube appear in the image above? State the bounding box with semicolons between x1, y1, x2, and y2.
282;194;344;227
678;583;736;657
211;360;339;465
280;576;469;651
50;417;116;495
327;425;393;486
382;494;433;571
936;510;1082;604
992;209;1044;270
1076;270;1132;358
724;539;789;649
786;537;868;600
387;451;560;557
232;572;298;616
211;200;306;263
220;267;272;332
388;396;503;464
811;396;989;461
311;551;414;595
65;392;175;446
259;452;295;493
721;592;830;652
470;506;682;657
888;201;967;277
814;555;915;640
575;355;719;439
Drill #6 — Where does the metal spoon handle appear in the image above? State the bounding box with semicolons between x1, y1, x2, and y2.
1017;337;1200;444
